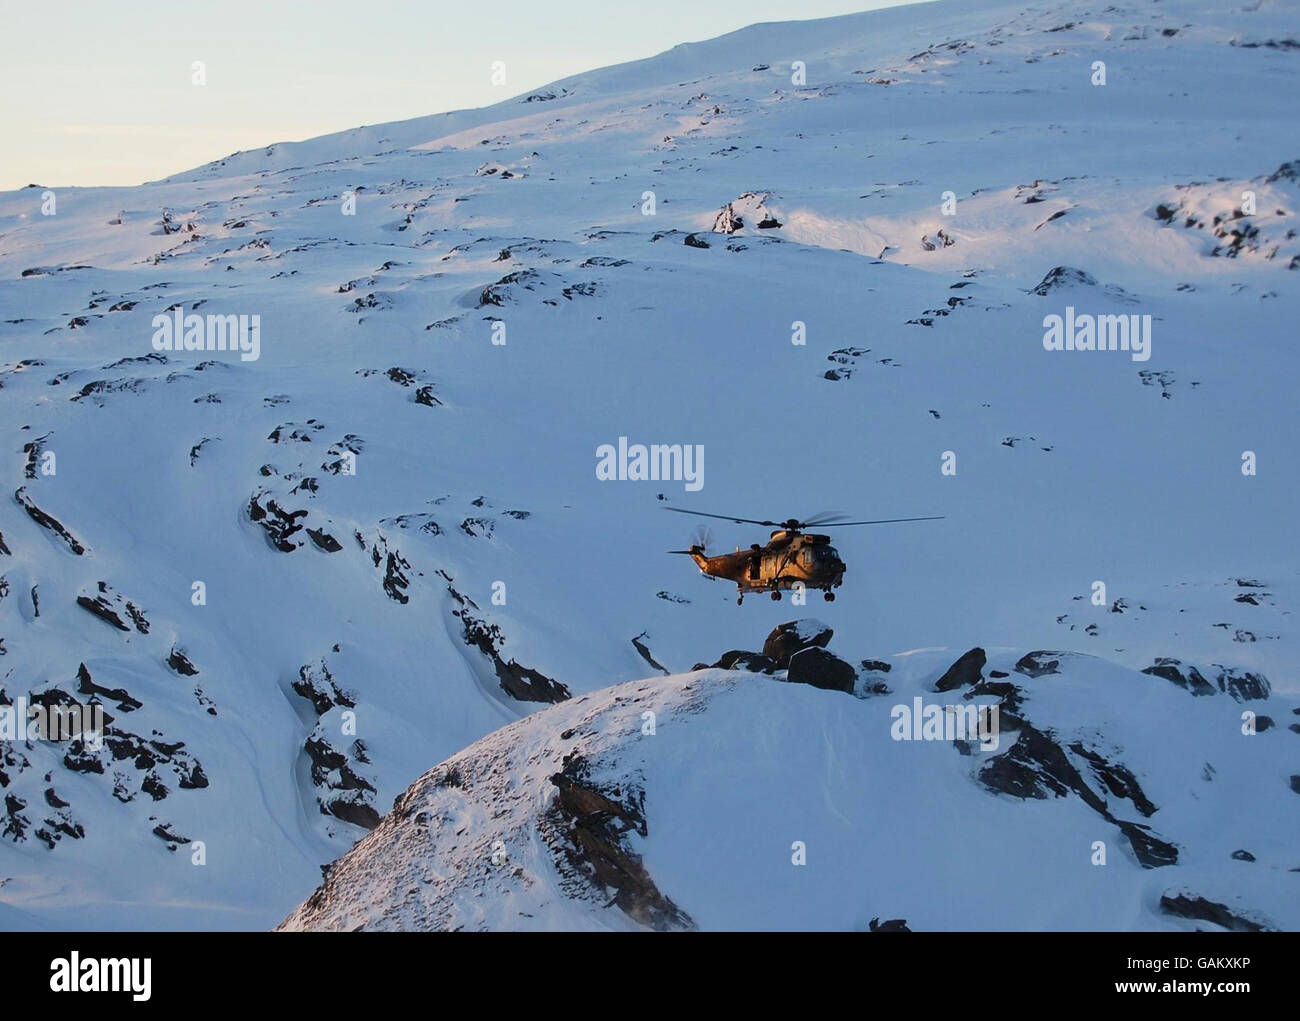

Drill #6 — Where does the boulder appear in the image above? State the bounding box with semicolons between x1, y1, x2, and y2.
933;647;985;691
716;650;776;673
1014;651;1063;678
1142;658;1216;697
787;647;856;694
763;619;833;669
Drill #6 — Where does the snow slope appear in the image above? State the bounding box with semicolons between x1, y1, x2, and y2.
279;644;1299;932
0;0;1297;929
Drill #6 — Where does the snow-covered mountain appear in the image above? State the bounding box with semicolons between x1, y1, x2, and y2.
280;633;1297;932
1;0;1297;930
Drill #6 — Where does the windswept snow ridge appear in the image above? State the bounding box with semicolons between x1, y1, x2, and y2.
280;635;1299;932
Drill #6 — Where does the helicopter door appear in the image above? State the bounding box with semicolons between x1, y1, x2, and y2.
748;556;761;581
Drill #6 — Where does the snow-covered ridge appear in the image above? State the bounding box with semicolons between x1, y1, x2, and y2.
281;628;1298;931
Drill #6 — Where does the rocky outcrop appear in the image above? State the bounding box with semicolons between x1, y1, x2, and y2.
1030;266;1096;295
1142;658;1270;701
14;487;85;555
76;582;150;635
447;584;570;703
709;650;776;673
292;657;377;832
787;647;857;693
978;719;1176;868
248;491;308;552
1159;891;1274;932
544;756;694;931
933;647;985;691
1014;651;1064;678
762;619;833;669
631;633;670;675
1142;657;1216;696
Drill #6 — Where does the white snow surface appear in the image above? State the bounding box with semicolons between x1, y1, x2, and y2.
0;0;1297;929
279;652;1299;932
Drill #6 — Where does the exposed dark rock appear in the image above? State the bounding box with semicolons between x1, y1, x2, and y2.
293;660;355;716
1117;822;1180;869
449;586;570;704
382;551;410;603
979;722;1175;867
1030;266;1097;296
1015;651;1063;678
787;647;857;694
324;797;381;830
76;582;149;634
166;647;199;676
76;594;129;632
1209;665;1270;702
712;203;744;234
868;917;911;932
934;647;985;692
631;633;671;675
1159;891;1273;932
152;823;191;847
76;663;142;712
14;487;85;555
713;650;775;673
307;527;342;552
1069;743;1157;817
1231;849;1256;862
1142;658;1216;696
762;619;833;669
545;757;693;931
459;517;495;539
249;492;308;552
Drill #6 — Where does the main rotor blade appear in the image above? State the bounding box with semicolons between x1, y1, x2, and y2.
802;512;850;526
816;516;946;527
661;507;781;527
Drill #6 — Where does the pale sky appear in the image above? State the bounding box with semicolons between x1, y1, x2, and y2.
1;0;914;191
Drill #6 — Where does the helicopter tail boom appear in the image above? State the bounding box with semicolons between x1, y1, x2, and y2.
668;546;710;571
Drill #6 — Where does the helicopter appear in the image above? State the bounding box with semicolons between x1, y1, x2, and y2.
665;507;943;604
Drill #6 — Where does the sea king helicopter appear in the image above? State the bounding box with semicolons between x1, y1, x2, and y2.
665;507;943;604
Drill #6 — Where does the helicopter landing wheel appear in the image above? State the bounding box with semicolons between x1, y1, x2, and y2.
737;593;744;605
770;590;782;601
824;591;836;602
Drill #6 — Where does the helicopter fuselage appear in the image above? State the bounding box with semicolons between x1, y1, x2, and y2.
666;507;941;605
684;529;846;601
